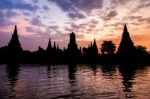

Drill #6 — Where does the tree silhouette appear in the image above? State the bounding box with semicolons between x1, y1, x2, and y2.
101;40;116;55
135;45;148;54
134;45;149;63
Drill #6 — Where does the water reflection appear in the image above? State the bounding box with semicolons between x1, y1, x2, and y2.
119;64;136;98
0;64;150;98
68;64;77;81
90;64;97;76
100;64;116;77
47;65;51;78
6;64;20;98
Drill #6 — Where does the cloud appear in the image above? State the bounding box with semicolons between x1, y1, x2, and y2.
0;11;16;27
32;0;39;4
124;16;150;24
48;0;103;19
102;10;118;21
48;26;59;29
107;11;118;17
130;0;150;13
5;10;20;18
43;5;50;11
49;0;103;12
0;0;39;11
30;18;44;26
26;27;35;33
68;12;85;19
22;11;31;16
90;19;99;24
138;17;150;23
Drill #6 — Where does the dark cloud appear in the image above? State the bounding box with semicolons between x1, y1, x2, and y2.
22;11;31;16
0;0;39;11
70;24;81;29
90;19;99;24
5;10;20;18
137;2;150;9
138;17;150;22
125;16;150;24
65;27;74;32
124;16;143;20
48;0;103;19
103;22;126;31
48;26;59;29
30;18;44;26
131;0;150;13
118;0;128;4
49;0;103;12
89;24;96;28
26;25;62;39
107;11;118;17
32;0;39;4
68;12;85;19
43;5;50;11
102;10;118;21
26;26;51;38
65;20;99;34
26;27;35;33
0;11;16;27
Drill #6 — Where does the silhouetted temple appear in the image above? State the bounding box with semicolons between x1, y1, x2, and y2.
0;24;149;64
66;32;81;62
117;25;135;62
8;26;22;51
67;32;78;52
46;38;52;51
92;39;98;55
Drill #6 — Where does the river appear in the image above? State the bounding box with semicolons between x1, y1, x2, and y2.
0;64;150;99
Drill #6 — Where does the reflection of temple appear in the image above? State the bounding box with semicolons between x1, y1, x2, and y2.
119;65;136;98
6;64;20;97
68;64;77;81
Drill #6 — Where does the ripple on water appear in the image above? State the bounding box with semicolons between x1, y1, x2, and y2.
0;64;150;99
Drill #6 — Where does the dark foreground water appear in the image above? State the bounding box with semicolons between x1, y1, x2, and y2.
0;64;150;99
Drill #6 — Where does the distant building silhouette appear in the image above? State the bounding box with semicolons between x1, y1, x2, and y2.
66;32;81;62
0;26;23;63
92;39;98;55
82;39;98;63
117;24;135;62
46;38;52;52
8;26;22;51
0;25;149;64
67;32;78;52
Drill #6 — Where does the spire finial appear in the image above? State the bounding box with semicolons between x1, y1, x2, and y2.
124;24;128;32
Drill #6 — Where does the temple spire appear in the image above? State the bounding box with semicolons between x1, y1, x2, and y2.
117;24;135;61
46;38;52;51
53;42;56;49
8;25;22;51
93;39;97;47
124;24;128;33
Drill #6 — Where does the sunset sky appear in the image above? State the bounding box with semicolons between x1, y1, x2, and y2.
0;0;150;51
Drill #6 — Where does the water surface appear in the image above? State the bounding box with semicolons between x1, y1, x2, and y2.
0;64;150;99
